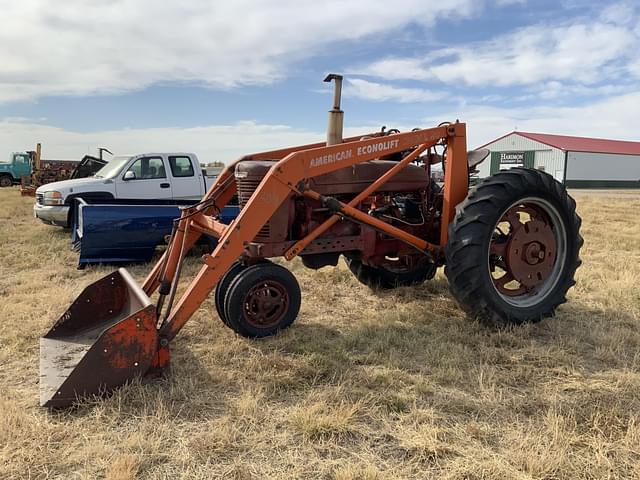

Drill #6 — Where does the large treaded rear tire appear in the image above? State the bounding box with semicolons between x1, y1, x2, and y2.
344;257;436;290
444;168;583;324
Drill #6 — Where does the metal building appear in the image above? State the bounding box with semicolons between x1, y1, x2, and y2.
476;131;640;188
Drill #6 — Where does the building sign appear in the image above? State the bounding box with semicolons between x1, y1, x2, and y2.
500;152;525;165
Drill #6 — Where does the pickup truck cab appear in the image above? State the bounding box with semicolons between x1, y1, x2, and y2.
34;152;214;227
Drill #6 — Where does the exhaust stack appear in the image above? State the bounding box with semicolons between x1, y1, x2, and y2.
324;74;344;146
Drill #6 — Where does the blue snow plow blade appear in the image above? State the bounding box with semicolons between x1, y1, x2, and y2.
71;198;239;267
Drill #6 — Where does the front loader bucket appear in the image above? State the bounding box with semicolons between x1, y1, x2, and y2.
40;268;159;408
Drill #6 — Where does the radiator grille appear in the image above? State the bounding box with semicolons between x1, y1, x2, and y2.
236;178;270;240
36;193;44;205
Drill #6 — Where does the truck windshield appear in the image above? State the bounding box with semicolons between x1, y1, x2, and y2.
93;156;132;179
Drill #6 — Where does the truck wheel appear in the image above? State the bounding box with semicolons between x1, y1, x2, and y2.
0;176;12;187
344;257;436;290
224;263;301;338
445;168;583;324
214;262;247;326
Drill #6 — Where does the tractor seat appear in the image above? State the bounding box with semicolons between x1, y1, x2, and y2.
467;148;490;169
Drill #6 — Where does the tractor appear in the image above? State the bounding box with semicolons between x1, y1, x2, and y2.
40;75;582;407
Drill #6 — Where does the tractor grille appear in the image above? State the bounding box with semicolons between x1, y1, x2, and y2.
36;193;44;205
236;177;271;240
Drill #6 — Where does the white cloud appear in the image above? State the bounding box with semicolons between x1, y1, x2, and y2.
0;120;324;164
355;6;639;88
432;22;634;87
531;81;635;100
424;91;640;148
345;79;442;103
601;2;637;26
0;0;479;103
352;58;434;81
3;88;639;163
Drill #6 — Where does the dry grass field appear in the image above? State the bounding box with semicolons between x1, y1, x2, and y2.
1;187;639;479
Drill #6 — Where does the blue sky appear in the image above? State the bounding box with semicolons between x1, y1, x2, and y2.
1;0;639;162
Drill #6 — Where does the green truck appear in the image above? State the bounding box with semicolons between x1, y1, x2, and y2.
0;152;35;187
0;147;107;192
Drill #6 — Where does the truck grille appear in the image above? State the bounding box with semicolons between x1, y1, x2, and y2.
36;193;44;205
236;178;271;240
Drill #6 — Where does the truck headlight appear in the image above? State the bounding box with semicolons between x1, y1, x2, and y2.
43;191;64;206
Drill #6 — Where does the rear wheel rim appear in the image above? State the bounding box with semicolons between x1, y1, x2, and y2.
488;197;567;308
242;280;289;328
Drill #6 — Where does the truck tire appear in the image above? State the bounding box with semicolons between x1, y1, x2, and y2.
224;263;301;338
214;262;247;326
444;168;582;325
0;175;13;187
344;257;436;290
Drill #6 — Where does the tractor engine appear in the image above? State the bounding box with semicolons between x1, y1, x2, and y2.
234;157;441;275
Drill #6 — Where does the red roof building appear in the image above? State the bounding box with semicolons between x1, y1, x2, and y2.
477;131;640;188
480;131;640;156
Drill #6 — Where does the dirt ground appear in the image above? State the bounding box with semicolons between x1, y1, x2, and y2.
1;187;639;479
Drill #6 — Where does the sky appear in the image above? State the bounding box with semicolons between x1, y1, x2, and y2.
1;0;639;163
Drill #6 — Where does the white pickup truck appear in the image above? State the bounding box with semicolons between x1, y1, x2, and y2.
34;153;216;227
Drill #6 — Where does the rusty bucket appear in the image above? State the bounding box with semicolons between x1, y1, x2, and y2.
40;269;159;408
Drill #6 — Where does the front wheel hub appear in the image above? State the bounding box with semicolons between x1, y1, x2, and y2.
243;281;289;328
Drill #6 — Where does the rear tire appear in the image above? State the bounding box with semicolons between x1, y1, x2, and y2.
345;257;436;290
224;263;301;338
445;168;582;324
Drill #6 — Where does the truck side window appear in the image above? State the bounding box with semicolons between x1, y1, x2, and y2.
126;157;166;179
169;156;195;177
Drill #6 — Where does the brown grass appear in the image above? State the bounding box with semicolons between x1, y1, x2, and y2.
0;187;639;479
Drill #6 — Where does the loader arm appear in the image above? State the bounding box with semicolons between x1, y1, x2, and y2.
157;123;468;342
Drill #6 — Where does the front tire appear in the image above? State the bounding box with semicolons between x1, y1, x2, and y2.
445;168;582;324
224;263;301;338
214;262;247;326
0;175;13;188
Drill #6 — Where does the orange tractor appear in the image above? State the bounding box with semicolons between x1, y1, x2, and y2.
40;75;582;407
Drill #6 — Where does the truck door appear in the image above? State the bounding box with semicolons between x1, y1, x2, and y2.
115;156;173;199
168;155;202;200
14;153;32;178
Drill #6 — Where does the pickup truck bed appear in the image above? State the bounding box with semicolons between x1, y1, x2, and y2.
71;198;239;267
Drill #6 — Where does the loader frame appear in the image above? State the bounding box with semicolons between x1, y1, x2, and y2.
140;122;468;369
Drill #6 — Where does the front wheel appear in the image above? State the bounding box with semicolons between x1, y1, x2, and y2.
224;263;301;338
0;176;12;188
445;168;583;324
214;262;247;326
